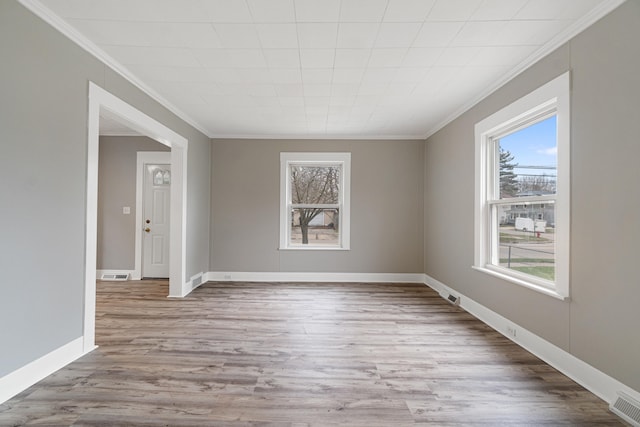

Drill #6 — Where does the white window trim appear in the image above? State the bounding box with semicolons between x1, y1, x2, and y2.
279;152;351;251
474;72;570;300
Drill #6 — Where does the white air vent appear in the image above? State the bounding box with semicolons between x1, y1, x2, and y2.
446;294;460;305
101;273;129;281
611;392;640;427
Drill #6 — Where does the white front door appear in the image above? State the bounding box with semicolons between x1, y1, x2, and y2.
142;163;171;278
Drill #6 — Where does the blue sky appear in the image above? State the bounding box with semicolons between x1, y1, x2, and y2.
499;115;557;172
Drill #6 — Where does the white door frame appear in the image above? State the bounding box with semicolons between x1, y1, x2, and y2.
134;151;172;280
85;82;188;353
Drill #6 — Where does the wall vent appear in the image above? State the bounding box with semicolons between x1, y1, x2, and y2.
192;275;202;288
611;392;640;427
447;294;460;305
101;273;129;281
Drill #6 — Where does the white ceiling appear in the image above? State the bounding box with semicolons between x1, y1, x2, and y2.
32;0;621;139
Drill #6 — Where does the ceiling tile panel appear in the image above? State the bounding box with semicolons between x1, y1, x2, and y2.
332;68;366;84
294;0;341;22
337;23;380;49
301;68;334;84
331;84;360;97
207;68;245;83
300;49;336;68
374;23;422;48
426;0;484;21
367;48;407;67
334;49;372;68
435;47;479;66
192;49;232;68
340;0;389;22
412;22;465;47
358;83;389;96
263;49;301;68
245;84;278;97
173;23;223;49
297;23;339;48
469;0;528;21
383;0;436;22
402;47;442;67
256;24;299;48
237;68;273;83
247;0;296;22
225;49;268;68
451;21;509;46
469;45;538;66
495;20;570;46
515;0;602;20
276;83;305;97
303;84;332;96
270;68;303;84
392;67;429;83
362;67;398;84
200;0;253;23
330;96;356;107
279;97;305;107
212;24;262;48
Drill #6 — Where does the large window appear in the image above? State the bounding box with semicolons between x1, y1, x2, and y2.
474;72;570;299
280;152;351;250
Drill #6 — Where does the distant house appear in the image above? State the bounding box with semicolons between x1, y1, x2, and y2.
499;191;556;227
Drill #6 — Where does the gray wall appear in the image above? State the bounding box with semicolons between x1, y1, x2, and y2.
211;139;424;274
424;1;640;392
0;1;210;377
97;136;169;270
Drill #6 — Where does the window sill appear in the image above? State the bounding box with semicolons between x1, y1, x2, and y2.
472;265;569;301
279;246;350;251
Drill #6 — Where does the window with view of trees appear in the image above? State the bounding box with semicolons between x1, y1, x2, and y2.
474;73;570;299
280;153;350;250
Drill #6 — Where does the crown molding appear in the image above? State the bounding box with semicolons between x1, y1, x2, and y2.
18;0;212;138
209;133;426;141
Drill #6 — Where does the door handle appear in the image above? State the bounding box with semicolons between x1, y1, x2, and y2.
145;228;151;233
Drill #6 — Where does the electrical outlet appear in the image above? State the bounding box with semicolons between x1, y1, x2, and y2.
506;325;517;338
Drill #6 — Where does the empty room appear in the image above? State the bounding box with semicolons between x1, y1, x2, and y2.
1;0;639;425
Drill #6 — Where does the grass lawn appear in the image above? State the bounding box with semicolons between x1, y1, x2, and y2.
510;266;555;281
499;233;550;244
500;258;555;264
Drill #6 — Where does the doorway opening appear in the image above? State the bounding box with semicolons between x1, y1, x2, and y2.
85;82;188;353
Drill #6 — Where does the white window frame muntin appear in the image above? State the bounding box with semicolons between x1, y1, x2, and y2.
474;72;570;300
280;152;351;250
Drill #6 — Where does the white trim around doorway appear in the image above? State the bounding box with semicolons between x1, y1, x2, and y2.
86;82;188;354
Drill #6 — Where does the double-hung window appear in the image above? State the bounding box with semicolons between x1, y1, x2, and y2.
474;72;570;299
280;152;351;250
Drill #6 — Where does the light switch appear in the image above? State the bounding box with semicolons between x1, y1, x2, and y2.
122;207;131;215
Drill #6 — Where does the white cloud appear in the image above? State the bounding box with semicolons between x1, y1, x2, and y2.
538;147;557;156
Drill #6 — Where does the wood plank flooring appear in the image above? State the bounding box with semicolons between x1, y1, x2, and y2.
0;280;625;426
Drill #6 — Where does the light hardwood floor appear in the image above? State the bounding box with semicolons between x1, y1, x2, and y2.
0;280;625;426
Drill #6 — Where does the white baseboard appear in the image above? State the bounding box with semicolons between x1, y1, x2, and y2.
422;273;640;407
0;337;90;404
96;269;136;280
205;271;425;284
